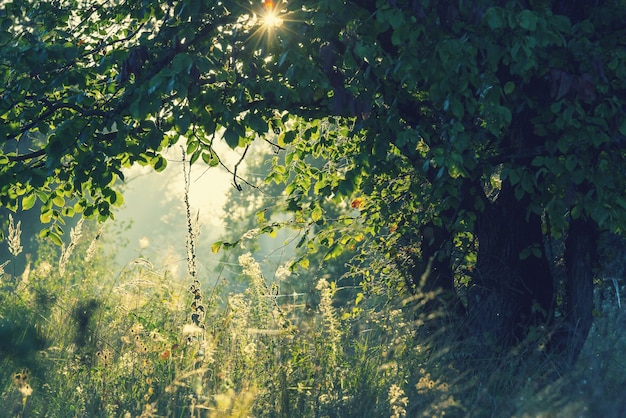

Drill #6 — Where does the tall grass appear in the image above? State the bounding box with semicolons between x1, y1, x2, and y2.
1;208;625;416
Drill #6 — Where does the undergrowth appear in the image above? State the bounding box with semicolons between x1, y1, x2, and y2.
0;207;624;417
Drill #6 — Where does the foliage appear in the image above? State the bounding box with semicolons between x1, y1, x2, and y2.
213;144;362;309
4;0;622;240
3;0;626;407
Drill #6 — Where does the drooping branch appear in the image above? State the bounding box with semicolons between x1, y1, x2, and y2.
7;149;46;162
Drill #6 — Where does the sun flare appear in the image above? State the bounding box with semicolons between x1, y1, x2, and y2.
262;0;283;28
263;10;283;28
243;0;297;51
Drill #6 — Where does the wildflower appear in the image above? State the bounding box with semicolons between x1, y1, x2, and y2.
85;227;103;262
181;147;199;280
182;323;204;337
59;218;84;275
13;369;29;387
274;264;291;281
388;384;409;418
129;322;144;336
8;214;23;257
416;373;437;393
243;342;256;357
36;261;53;276
96;349;113;367
241;228;260;241
316;278;341;366
138;402;157;418
19;383;33;397
135;341;149;354
138;236;150;249
13;369;33;397
316;277;329;292
238;252;263;279
238;228;260;249
149;330;165;343
0;260;10;277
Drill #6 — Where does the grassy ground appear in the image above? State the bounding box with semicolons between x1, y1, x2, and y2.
0;216;625;417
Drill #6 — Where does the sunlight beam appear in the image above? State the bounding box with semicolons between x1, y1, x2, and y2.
262;0;283;28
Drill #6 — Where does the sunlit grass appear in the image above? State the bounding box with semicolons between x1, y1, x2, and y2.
1;203;626;416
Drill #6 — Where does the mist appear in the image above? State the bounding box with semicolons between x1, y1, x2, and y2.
103;142;242;279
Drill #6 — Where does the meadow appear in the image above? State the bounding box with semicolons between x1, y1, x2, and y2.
1;210;625;417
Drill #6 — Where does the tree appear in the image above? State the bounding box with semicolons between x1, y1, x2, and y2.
2;0;626;366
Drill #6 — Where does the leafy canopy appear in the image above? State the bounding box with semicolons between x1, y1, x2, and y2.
2;0;626;248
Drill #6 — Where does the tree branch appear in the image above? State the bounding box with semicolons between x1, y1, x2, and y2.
7;149;46;162
232;144;250;191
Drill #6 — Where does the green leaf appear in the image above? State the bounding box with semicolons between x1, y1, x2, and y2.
521;172;534;193
278;130;296;146
506;168;521;184
311;205;323;222
211;241;222;254
518;10;537;31
40;227;63;246
62;207;75;217
483;7;505;30
498;106;512;126
111;190;124;206
21;193;37;210
450;98;464;120
503;81;516;95
256;209;266;224
387;8;404;29
520;244;541;260
202;151;220;167
520;247;530;260
52;194;65;207
323;243;344;260
190;149;201;165
177;113;191;134
355;292;364;305
224;128;241;149
49;232;63;247
298;257;310;269
153;155;167;172
83;205;95;218
129;99;144;119
172;52;193;73
248;113;268;134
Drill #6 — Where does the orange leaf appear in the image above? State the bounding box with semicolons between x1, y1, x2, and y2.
351;198;364;209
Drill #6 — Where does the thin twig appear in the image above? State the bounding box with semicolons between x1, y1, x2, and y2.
232;144;250;191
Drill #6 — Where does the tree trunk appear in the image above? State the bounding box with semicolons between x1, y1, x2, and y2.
398;222;466;318
467;182;554;347
419;223;466;317
550;217;597;365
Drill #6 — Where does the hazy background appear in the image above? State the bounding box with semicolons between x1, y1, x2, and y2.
105;142;245;279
